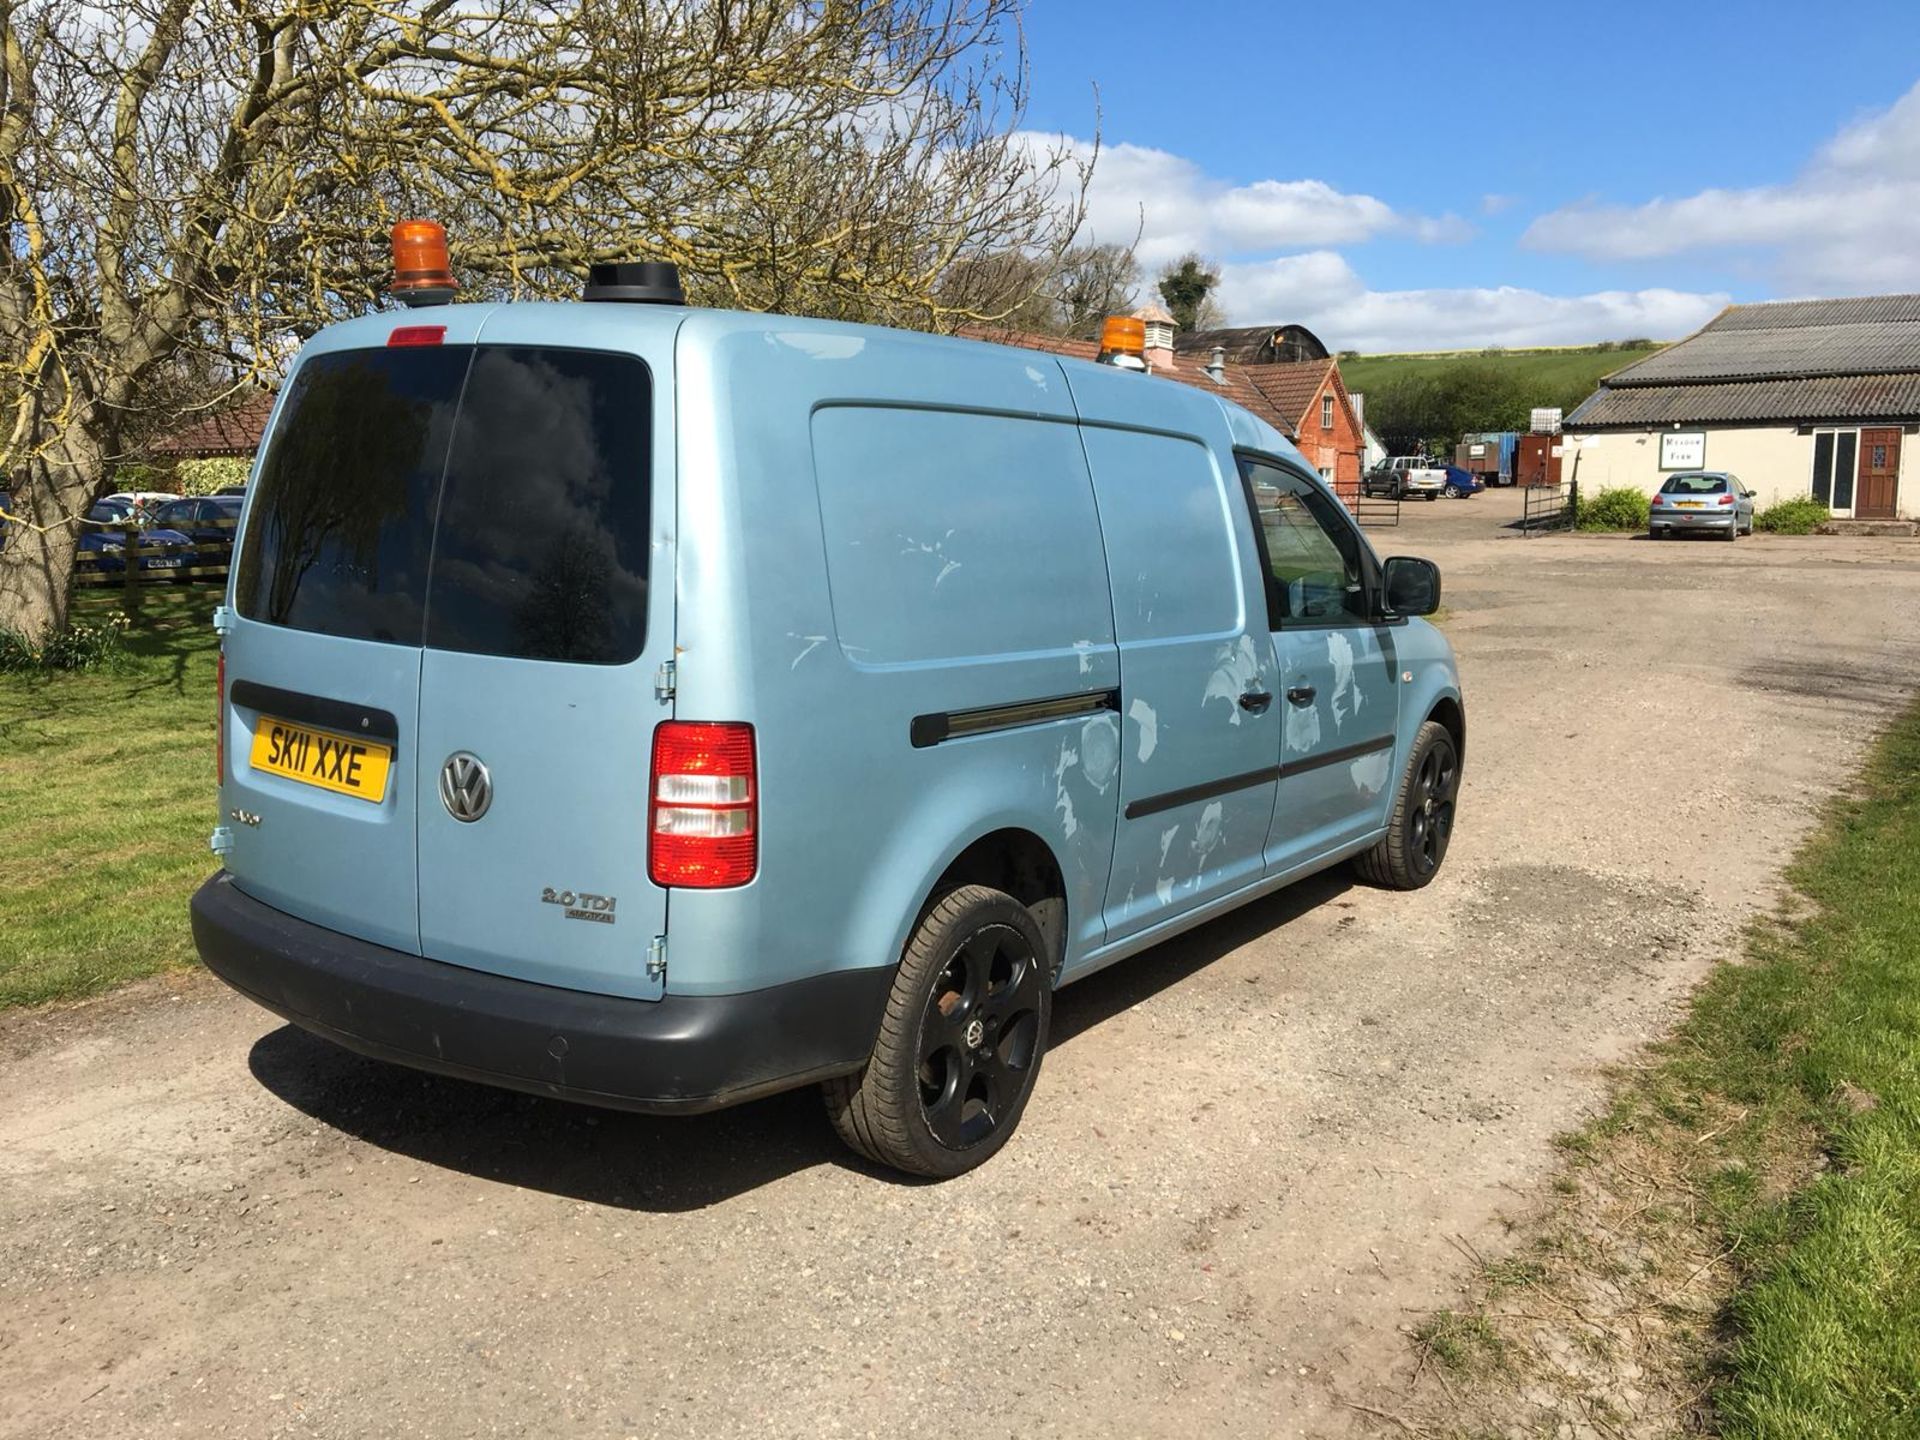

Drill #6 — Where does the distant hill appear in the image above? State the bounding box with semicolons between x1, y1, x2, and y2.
1334;342;1670;454
1339;343;1666;414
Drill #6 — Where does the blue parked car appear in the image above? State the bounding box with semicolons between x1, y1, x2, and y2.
79;499;194;574
192;259;1466;1177
1442;465;1484;499
150;495;243;546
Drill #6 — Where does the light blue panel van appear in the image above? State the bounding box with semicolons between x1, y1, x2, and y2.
193;266;1464;1178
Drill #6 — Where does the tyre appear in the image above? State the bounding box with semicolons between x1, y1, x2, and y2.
823;885;1051;1178
1353;721;1460;891
1648;528;1661;541
1444;483;1461;499
1722;521;1737;542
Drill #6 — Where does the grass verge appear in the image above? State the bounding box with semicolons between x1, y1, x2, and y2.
0;588;219;1008
1421;696;1920;1434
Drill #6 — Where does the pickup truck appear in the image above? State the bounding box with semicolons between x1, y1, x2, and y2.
1361;456;1447;501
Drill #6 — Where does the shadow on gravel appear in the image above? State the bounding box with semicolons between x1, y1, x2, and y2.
248;866;1358;1208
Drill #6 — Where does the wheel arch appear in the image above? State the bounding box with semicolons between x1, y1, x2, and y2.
919;827;1069;983
1425;693;1465;766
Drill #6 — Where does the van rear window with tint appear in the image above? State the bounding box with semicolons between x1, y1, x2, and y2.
235;345;652;664
235;347;464;644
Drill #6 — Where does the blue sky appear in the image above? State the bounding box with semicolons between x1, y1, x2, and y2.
1016;0;1920;350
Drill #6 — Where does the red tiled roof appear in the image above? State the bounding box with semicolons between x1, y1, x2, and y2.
147;393;277;458
958;327;1299;439
1239;360;1336;430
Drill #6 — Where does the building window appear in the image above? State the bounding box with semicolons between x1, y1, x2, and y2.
1321;395;1334;430
1811;428;1858;511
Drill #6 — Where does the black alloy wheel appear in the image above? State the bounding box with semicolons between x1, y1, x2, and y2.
823;885;1053;1178
1352;720;1461;891
915;923;1044;1151
1405;738;1458;880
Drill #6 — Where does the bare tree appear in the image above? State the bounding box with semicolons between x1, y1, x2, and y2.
0;0;1088;640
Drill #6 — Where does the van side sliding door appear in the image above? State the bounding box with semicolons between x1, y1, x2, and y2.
1078;426;1284;941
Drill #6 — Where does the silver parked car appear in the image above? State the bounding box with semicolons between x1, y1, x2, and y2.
1648;471;1755;540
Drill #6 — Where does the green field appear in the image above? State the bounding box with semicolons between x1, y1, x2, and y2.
1428;696;1920;1431
1339;343;1665;409
0;589;220;1008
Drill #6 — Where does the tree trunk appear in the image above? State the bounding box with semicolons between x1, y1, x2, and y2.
0;429;110;642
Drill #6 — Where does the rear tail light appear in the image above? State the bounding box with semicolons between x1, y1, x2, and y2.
1717;493;1734;506
649;722;757;888
215;649;226;783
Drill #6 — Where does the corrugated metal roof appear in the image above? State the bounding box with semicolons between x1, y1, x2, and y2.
1567;373;1920;428
1605;321;1920;385
1701;293;1920;332
1170;323;1331;366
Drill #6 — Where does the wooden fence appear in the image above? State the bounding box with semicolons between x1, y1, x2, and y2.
70;517;237;589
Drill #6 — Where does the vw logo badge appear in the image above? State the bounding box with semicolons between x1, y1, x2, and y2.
440;752;492;823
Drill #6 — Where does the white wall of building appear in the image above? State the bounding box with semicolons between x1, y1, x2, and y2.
1566;425;1913;518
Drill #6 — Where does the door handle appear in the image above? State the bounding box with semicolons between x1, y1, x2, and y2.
1285;684;1317;707
1238;688;1273;714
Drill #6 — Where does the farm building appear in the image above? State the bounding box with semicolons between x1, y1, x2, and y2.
1171;322;1365;489
1564;295;1920;520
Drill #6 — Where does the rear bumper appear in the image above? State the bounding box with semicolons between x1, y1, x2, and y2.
191;871;891;1114
1651;510;1736;529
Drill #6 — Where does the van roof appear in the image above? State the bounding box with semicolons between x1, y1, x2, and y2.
295;301;1304;466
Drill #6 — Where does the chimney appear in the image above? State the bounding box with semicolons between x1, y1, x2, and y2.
1134;300;1176;372
1206;345;1226;382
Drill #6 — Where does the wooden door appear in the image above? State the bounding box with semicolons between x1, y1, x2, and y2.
1857;428;1901;519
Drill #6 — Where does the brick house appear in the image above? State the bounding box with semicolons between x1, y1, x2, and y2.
962;314;1303;447
1173;324;1365;494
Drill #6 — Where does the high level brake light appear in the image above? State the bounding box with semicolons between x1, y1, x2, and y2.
649;723;758;888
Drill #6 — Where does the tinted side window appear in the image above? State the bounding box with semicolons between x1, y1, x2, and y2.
1239;457;1370;626
235;347;467;643
424;348;652;664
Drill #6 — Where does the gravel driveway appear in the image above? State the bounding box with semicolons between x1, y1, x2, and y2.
5;488;1917;1439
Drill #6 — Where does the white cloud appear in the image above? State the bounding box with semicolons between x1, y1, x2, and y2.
1522;80;1920;291
1217;254;1727;352
1018;132;1729;350
1039;135;1469;268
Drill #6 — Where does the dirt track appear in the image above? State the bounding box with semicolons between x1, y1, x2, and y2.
5;489;1917;1439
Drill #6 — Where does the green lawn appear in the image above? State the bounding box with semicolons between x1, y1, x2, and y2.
1706;703;1920;1432
1338;343;1664;407
1430;700;1920;1432
0;588;221;1007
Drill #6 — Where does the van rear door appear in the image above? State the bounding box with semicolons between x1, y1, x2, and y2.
222;339;471;954
412;332;674;1000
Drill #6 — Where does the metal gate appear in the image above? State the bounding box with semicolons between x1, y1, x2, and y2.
1354;494;1400;528
1521;481;1575;536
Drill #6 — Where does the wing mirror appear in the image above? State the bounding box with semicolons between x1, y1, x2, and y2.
1382;556;1442;617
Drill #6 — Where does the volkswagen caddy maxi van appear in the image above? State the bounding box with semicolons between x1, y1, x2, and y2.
192;259;1464;1178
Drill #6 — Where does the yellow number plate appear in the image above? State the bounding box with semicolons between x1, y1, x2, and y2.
1676;500;1703;508
249;717;393;803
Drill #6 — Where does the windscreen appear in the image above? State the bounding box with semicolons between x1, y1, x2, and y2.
234;345;653;664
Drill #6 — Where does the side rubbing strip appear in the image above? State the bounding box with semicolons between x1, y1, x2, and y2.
1123;734;1396;820
911;689;1119;749
1125;766;1281;820
1279;734;1395;778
